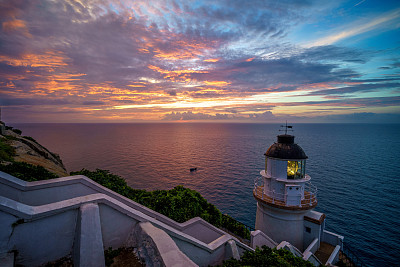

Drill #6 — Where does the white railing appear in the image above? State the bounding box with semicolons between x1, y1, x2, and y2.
253;177;317;208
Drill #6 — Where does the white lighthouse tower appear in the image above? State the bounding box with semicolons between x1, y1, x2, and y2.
253;125;318;251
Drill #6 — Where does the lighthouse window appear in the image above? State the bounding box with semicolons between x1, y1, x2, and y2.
265;157;268;172
287;160;305;179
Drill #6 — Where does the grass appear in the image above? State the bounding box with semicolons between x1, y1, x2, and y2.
219;245;316;267
0;137;16;162
0;161;59;181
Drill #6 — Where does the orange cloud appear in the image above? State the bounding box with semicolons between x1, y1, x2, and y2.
203;81;231;87
0;51;69;69
2;19;31;37
151;35;216;61
83;85;172;105
127;82;148;88
138;48;150;53
204;58;220;62
50;73;86;80
148;65;208;82
0;51;88;97
153;49;200;60
245;57;255;62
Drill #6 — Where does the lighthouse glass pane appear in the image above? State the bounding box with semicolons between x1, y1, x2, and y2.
287;160;305;179
265;157;268;172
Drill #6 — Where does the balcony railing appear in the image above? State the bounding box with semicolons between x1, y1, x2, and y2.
253;177;317;209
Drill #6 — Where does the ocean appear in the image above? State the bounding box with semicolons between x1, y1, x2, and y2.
11;123;400;266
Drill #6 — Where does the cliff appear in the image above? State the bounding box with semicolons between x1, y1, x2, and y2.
0;122;68;177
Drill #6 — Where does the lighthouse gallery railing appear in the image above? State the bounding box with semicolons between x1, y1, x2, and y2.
253;177;317;208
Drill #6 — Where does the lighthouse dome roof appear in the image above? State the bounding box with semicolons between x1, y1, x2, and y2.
265;134;308;160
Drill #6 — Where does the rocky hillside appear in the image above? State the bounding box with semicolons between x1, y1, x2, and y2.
0;122;68;177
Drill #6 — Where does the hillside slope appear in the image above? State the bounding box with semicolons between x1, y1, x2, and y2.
0;122;68;177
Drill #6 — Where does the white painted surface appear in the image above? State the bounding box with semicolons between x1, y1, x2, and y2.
322;230;344;248
266;159;287;180
303;211;324;250
75;203;105;267
10;208;78;266
137;222;197;267
0;172;253;266
285;184;303;206
181;219;223;244
326;245;341;266
303;238;319;256
255;202;310;251
250;230;277;248
225;240;240;260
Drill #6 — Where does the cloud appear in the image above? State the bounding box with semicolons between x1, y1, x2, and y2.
282;96;400;108
0;95;71;106
0;0;399;123
82;100;105;105
162;111;229;121
161;109;400;124
306;82;400;96
306;8;400;47
307;112;400;123
161;110;280;122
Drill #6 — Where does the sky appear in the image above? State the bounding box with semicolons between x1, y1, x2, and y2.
0;0;399;123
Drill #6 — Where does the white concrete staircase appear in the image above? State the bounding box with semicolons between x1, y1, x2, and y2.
0;171;252;266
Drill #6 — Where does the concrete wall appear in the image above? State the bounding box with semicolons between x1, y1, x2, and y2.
255;202;310;251
322;230;343;248
1;207;78;266
0;172;253;266
98;204;138;249
181;218;224;244
266;158;287;179
303;218;322;250
303;238;319;256
251;230;278;248
326;245;341;266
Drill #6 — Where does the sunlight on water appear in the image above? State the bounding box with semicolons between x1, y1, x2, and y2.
13;123;400;266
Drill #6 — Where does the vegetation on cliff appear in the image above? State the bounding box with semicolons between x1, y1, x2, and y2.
220;246;314;267
0;137;15;162
0;123;68;177
0;161;58;181
71;169;224;228
0;126;61;181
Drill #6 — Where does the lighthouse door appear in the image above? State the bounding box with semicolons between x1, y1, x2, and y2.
285;184;302;206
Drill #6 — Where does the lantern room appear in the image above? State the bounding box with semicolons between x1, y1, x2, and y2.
264;134;308;180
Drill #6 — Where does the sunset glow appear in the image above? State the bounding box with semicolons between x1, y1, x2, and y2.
0;0;399;123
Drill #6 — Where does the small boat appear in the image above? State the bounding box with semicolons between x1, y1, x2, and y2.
190;167;197;172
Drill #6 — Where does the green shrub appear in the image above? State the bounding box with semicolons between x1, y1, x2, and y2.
222;214;251;240
220;246;316;267
23;136;38;143
70;169;226;231
0;138;15;162
12;128;22;135
4;135;18;141
0;161;58;181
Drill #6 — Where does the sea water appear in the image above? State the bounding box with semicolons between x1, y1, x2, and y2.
12;123;400;266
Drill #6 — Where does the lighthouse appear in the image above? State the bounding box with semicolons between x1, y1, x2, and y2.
253;125;318;251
